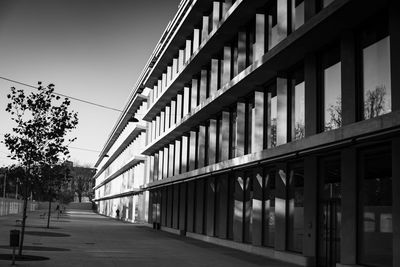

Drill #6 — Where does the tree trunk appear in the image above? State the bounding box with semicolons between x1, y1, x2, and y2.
47;199;52;228
18;187;28;256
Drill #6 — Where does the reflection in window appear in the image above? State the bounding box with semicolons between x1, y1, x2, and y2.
247;98;254;154
359;149;392;267
324;62;342;131
291;67;305;140
266;83;277;148
288;164;304;253
230;108;237;158
293;0;304;30
362;36;391;119
322;0;335;8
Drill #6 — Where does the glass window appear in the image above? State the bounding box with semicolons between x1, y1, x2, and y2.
263;169;276;247
322;0;334;8
322;46;342;131
358;148;392;267
288;163;304;253
230;108;237;158
266;83;277;148
246;97;254;154
362;36;391;119
291;67;305;140
293;0;305;31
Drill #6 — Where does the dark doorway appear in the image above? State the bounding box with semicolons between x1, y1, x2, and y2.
318;156;341;267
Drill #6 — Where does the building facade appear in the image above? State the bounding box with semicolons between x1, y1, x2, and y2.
95;0;400;266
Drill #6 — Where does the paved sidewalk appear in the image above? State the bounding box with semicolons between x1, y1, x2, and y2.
0;209;299;267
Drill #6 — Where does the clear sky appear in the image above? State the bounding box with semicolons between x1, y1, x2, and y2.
0;0;181;167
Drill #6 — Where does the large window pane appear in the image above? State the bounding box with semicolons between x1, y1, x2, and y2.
288;163;304;252
362;36;391;119
291;68;305;140
266;84;277;148
359;149;392;267
324;62;342;131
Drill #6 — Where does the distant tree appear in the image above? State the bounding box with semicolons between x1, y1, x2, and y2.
364;85;388;119
3;82;78;255
325;97;342;131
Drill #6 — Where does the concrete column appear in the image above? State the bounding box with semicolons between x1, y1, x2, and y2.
303;156;317;258
252;90;264;153
178;136;187;174
178;49;185;72
189;131;197;171
152;120;156;141
187;181;195;232
210;59;219;96
305;0;317;21
149;90;154;107
243;173;252;243
201;16;209;43
253;14;265;62
392;138;400;267
174;139;181;175
156;115;160;137
173;184;179;229
158;149;163;180
183;86;190;117
197;125;206;168
208;119;217;165
219;111;230;161
212;2;221;31
236;101;246;157
154;153;159;181
233;171;245;242
195;179;205;234
275;163;287;251
149;155;154;183
206;177;216;236
185;40;192;63
160;110;165;135
162;73;167;92
165;106;170;130
191;78;199;110
305;54;318;136
170;100;176;126
163;147;169;179
193;29;200;52
176;93;183;123
252;168;263;246
217;174;229;239
168;143;175;177
146;121;152;146
153;85;158;101
237;31;247;73
222;46;232;86
167;66;172;87
340;148;357;264
390;6;400;111
172;58;178;80
276;78;287;146
341;31;357;125
157;80;162;98
199;69;208;103
179;183;187;231
222;0;232;15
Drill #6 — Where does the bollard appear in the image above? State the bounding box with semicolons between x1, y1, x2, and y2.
10;230;20;266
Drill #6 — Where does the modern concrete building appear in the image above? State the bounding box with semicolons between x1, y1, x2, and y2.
94;0;399;266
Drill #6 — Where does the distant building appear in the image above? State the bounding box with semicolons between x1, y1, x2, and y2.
94;1;400;267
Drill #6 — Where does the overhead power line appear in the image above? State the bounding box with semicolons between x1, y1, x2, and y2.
68;146;101;153
0;76;122;112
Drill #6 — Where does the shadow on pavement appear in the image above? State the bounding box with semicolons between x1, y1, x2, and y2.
0;245;70;252
3;224;63;230
25;231;70;237
0;254;50;261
